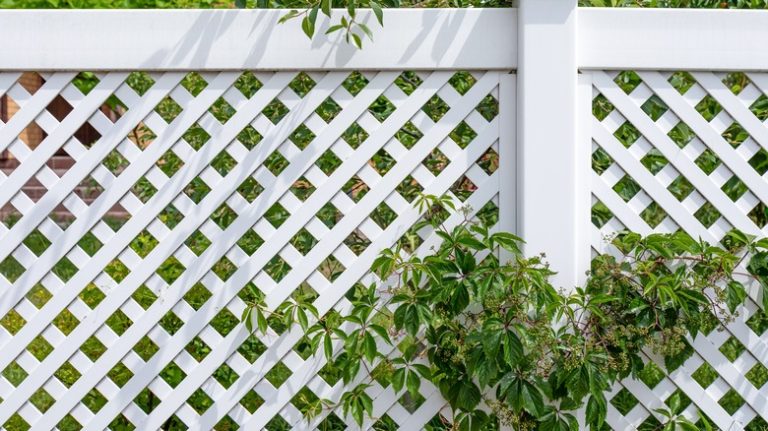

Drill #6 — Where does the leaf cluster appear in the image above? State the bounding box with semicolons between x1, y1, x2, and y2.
273;0;386;48
242;194;767;430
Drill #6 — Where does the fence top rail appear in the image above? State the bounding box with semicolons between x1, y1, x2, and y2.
578;8;768;72
0;8;516;71
2;7;768;72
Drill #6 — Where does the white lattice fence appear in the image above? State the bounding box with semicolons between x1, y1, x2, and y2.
0;67;502;431
588;69;768;431
3;4;768;431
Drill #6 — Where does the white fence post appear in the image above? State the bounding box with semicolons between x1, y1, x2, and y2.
516;0;588;289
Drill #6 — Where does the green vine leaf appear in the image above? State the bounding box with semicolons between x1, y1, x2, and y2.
585;393;607;430
445;378;481;411
340;383;373;426
748;251;768;309
238;192;761;428
370;0;384;25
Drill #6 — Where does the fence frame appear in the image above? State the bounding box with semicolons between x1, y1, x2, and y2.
3;4;768;429
0;9;517;71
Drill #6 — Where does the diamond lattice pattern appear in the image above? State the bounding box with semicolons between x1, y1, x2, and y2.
589;70;768;431
0;70;501;430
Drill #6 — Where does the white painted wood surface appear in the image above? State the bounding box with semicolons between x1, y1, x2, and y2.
578;8;768;71
588;68;768;430
0;5;767;431
0;9;517;71
5;8;768;71
516;0;583;289
0;66;504;430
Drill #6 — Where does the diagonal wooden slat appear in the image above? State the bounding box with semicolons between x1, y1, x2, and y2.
0;73;21;104
78;70;468;431
162;76;498;430
589;70;768;431
0;73;128;209
593;71;760;236
593;118;717;242
692;72;768;152
217;118;498;431
19;71;334;429
0;72;187;319
639;71;768;208
0;67;504;431
0;72;249;424
0;73;76;153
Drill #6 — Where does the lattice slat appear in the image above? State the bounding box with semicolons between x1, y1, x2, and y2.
0;69;502;430
589;69;768;431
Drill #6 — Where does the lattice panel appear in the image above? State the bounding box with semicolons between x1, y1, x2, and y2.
0;70;502;430
588;70;768;431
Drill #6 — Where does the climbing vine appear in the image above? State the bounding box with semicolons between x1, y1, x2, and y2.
244;194;768;430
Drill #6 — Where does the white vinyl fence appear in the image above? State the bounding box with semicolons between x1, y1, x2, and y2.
0;3;767;430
